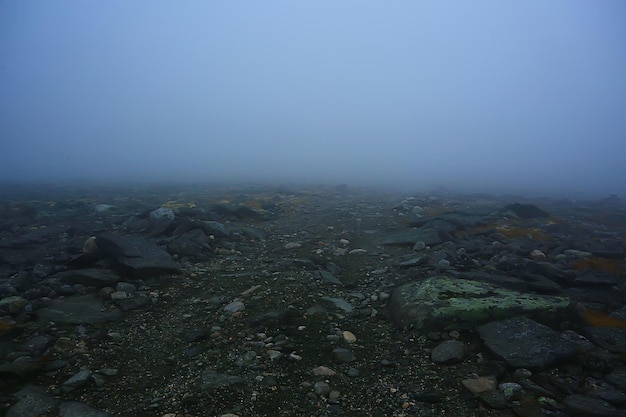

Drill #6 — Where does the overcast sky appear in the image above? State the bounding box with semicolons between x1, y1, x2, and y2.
1;1;625;197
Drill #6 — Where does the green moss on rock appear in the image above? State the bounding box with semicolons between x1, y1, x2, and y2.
389;277;569;330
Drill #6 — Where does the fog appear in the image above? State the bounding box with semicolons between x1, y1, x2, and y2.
1;1;625;197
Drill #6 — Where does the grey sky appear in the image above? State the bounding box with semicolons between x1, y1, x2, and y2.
1;1;625;196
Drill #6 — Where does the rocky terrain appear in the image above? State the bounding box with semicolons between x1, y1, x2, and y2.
0;183;625;417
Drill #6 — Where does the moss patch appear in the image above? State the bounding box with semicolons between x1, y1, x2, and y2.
389;277;569;330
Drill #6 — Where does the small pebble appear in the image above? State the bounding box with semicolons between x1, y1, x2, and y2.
342;330;357;344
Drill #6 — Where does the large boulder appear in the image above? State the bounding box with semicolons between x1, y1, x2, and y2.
95;234;181;277
478;316;578;371
388;277;569;330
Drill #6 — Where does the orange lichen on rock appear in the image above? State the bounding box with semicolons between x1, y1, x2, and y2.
495;225;551;241
571;256;623;274
575;303;626;329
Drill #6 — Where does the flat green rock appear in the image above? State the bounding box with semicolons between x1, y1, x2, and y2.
388;277;569;330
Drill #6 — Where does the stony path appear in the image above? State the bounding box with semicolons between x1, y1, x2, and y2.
1;184;625;417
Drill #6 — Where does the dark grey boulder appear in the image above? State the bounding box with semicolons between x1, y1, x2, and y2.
55;268;122;287
582;327;626;354
36;295;122;324
167;229;212;259
431;340;466;364
95;234;181;276
202;220;230;238
478;316;579;371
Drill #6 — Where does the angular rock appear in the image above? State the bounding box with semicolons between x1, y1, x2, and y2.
461;376;497;394
36;295;123;324
322;297;353;313
63;369;93;388
223;300;245;314
332;348;356;363
478;316;579;371
95;234;181;276
55;268;122;288
431;340;466;364
5;385;57;417
388;277;569;330
583;327;626;354
202;221;230;238
167;229;211;259
0;296;28;315
317;270;343;286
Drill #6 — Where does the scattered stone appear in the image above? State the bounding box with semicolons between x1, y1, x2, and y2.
430;340;466;364
461;376;497;394
312;366;336;376
332;348;356;363
342;331;357;344
314;381;331;396
529;249;546;261
478;316;579;371
317;270;343;286
63;369;93;388
284;242;302;250
223;300;245;314
348;249;367;255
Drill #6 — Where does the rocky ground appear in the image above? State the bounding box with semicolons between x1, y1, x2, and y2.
0;183;625;417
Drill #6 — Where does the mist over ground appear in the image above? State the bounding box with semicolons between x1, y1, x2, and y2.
1;1;625;198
